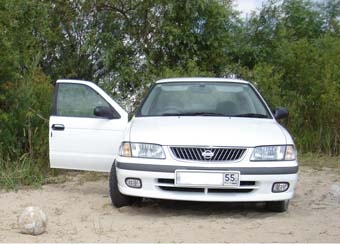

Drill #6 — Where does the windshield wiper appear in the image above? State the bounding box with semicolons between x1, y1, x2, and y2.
234;113;269;118
161;112;226;116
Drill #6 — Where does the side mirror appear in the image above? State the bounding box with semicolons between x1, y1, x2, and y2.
94;106;115;119
273;107;289;120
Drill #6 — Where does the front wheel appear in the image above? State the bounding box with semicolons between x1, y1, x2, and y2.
265;200;289;212
109;162;137;208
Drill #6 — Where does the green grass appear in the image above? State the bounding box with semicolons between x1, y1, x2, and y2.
0;155;44;190
44;170;107;185
298;153;340;169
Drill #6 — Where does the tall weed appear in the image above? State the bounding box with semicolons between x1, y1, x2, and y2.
0;154;44;190
0;69;52;189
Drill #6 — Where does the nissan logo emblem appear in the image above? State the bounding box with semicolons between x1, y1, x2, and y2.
202;150;214;160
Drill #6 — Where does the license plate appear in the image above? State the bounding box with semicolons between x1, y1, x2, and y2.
175;170;240;187
223;172;240;187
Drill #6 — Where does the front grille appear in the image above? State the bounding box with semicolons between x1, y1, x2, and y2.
159;186;204;193
157;179;255;186
158;186;253;194
208;188;253;193
170;147;246;161
157;179;256;194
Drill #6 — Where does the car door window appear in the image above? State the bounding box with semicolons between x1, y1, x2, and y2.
56;83;113;118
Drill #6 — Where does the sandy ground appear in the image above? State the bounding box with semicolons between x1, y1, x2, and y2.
1;166;340;243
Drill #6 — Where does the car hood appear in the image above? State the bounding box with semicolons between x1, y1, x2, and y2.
128;116;289;147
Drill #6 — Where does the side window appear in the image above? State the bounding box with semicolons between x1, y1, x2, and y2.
56;83;114;118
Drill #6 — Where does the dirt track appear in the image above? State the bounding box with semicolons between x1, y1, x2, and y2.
1;166;340;243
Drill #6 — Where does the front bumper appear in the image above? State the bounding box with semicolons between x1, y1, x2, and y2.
115;160;298;202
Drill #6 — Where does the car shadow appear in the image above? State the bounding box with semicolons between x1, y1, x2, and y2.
125;198;280;218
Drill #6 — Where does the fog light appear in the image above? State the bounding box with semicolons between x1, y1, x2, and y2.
125;178;142;188
272;182;289;193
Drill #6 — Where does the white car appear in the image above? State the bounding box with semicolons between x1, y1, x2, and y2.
49;77;298;212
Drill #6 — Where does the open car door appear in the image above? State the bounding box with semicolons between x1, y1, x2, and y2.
49;80;128;172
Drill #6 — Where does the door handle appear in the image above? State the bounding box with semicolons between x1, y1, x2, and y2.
52;124;65;131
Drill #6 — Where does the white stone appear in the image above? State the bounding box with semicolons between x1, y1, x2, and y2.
18;206;47;235
330;184;340;196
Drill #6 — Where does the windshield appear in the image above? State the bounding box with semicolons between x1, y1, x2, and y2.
136;82;272;118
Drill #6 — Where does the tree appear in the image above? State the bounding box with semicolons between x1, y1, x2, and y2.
0;0;53;187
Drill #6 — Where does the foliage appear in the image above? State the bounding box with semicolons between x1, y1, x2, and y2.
0;0;53;188
0;69;52;189
0;154;44;190
1;0;340;188
235;0;340;155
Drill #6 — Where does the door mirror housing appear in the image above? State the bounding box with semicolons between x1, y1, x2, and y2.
94;106;118;119
273;107;289;120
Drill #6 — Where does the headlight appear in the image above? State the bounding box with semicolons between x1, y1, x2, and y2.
120;142;165;159
250;145;296;161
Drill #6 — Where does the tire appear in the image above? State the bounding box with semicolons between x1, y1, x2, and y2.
265;200;289;212
109;162;136;208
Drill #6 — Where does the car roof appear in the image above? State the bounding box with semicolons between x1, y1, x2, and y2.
155;77;250;84
56;77;250;85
